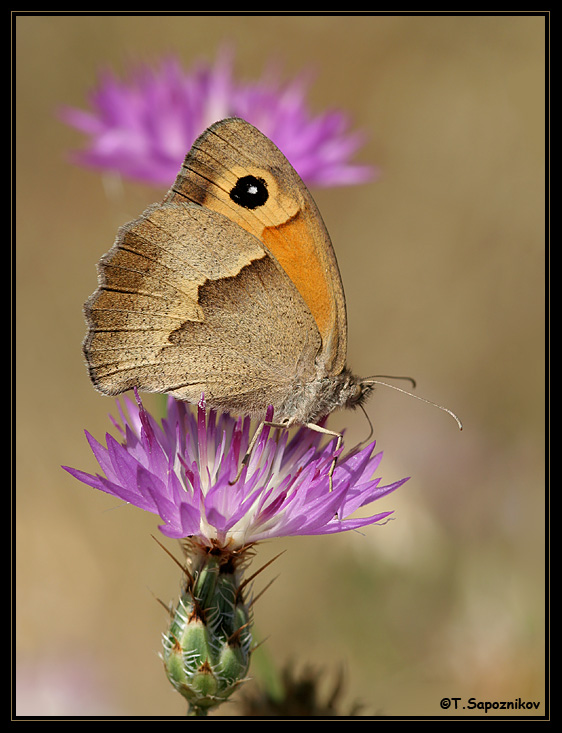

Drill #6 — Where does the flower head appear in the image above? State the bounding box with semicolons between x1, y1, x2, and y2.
60;50;377;187
63;393;407;549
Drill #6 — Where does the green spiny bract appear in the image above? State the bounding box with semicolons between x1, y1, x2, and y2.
162;540;253;716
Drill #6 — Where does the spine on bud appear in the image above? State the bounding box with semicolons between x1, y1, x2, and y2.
162;542;253;716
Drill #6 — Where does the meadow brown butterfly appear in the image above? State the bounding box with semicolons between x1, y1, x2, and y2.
83;117;461;441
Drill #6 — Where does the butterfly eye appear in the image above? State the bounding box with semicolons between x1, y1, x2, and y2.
229;175;269;209
349;383;365;405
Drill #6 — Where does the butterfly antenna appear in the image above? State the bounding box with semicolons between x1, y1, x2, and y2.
364;376;463;431
370;374;416;389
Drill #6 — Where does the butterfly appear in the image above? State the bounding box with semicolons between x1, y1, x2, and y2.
83;117;374;424
83;117;461;455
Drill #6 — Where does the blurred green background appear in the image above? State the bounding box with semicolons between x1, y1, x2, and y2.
15;14;546;717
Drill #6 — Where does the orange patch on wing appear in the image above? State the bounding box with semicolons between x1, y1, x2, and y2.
260;214;335;345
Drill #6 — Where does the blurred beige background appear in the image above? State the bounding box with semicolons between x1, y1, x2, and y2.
15;14;546;717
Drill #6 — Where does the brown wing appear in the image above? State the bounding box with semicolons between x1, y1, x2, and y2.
83;201;321;418
164;117;348;376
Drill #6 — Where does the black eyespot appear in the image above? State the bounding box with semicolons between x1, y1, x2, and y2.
229;175;268;209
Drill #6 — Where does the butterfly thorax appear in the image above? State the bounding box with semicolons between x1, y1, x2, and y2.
276;367;372;425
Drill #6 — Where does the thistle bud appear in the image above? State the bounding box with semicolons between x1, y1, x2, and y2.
162;540;253;716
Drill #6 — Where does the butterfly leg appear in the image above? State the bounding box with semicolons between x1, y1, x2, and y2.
229;420;342;495
229;419;286;485
303;423;342;493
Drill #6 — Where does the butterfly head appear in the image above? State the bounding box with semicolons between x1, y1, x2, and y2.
338;370;375;412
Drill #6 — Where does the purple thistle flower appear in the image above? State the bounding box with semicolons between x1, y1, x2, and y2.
60;50;377;188
63;393;408;549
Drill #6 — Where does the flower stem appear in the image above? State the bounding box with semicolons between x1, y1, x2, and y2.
187;703;208;717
